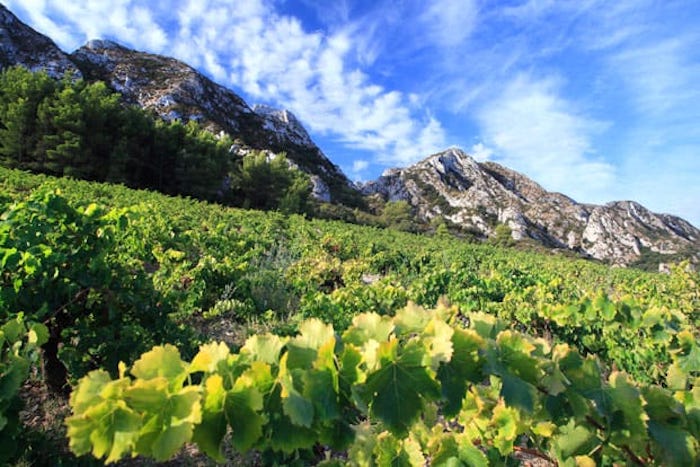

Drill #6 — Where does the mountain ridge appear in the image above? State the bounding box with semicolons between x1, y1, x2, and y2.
362;148;699;265
0;4;697;267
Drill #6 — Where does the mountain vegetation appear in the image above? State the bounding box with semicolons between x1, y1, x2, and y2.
0;4;699;466
0;66;312;213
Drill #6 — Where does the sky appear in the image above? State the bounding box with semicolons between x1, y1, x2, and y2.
5;0;700;226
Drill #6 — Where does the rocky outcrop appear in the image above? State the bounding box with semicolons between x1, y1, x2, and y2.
253;105;315;148
363;148;700;265
0;5;80;78
69;40;358;205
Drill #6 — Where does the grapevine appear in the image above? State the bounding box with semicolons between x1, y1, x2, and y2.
66;302;699;465
0;314;48;462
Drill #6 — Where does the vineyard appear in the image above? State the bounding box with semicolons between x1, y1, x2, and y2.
1;166;698;465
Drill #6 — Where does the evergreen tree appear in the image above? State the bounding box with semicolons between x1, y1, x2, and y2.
0;67;55;168
232;151;311;213
36;85;86;177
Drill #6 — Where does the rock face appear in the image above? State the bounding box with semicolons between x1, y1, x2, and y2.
0;5;80;78
363;148;700;265
253;105;315;148
69;40;358;205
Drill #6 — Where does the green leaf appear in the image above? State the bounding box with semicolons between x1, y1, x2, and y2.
500;372;538;413
303;368;340;421
456;435;489;466
364;339;440;436
606;371;648;450
374;432;425;467
394;302;430;335
469;312;503;339
150;424;192;461
1;317;23;342
594;293;616;321
129;385;201;462
678;342;700;373
287;319;336;370
437;328;485;417
28;322;49;346
105;407;142;463
225;377;265;452
189;341;230;374
294;318;336;350
491;402;519;456
264;386;316;453
644;385;696;465
667;363;687;390
192;374;227;462
343;312;394;346
339;345;364;389
648;421;697;466
554;421;597;460
241;333;287;365
130;345;188;387
69;370;122;414
423;317;454;370
278;353;314;427
125;378;169;412
66;370;141;463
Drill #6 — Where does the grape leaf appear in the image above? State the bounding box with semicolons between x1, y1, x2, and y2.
241;333;287;365
278;353;314;427
437;328;485;417
130;385;201;461
491;402;519;455
225;378;265;452
192;375;227;461
423;317;454;370
343;312;394;346
374;432;425;467
130;345;188;388
264;385;316;453
648;420;697;466
553;420;597;460
500;372;538;413
606;372;648;450
394;302;430;336
364;339;440;436
189;341;230;374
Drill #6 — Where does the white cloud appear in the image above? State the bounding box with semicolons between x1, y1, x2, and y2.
476;75;615;202
470;142;493;161
5;0;170;52
352;159;369;172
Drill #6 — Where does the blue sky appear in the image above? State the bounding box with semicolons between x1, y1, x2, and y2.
6;0;700;226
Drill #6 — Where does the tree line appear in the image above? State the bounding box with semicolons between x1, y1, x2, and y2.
0;66;311;213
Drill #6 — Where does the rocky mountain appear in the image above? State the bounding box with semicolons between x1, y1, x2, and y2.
1;3;698;267
69;39;359;205
0;5;79;78
0;5;358;205
362;148;700;266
